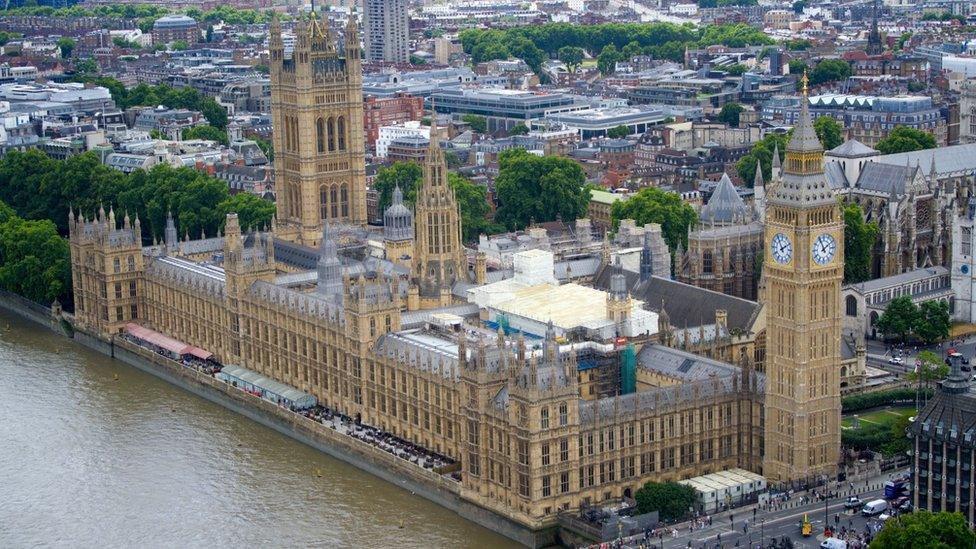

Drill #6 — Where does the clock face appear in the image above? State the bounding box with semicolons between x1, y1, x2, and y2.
771;233;793;264
812;234;837;265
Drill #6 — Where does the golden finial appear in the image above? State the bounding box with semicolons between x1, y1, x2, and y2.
801;70;809;97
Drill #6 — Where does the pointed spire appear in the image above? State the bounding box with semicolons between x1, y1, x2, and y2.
754;159;764;189
786;71;822;154
772;143;781;172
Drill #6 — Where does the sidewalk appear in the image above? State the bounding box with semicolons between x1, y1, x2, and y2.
599;469;905;549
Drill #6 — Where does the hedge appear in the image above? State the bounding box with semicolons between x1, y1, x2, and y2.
841;387;932;414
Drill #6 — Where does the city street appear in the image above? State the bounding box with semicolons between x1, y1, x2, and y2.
611;471;910;549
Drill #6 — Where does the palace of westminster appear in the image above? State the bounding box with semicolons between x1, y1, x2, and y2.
67;16;850;530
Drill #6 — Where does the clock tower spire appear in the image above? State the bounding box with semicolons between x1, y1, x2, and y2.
762;72;843;486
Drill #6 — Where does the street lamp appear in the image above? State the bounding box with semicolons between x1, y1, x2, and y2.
761;518;765;548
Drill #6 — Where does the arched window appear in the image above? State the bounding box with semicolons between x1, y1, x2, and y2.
319;186;328;222
337;116;346;150
340;185;348;217
703;250;713;274
316;118;325;153
328;117;336;152
330;186;338;218
845;295;858;317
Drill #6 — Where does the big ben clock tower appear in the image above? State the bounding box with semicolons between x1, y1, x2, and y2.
763;74;843;486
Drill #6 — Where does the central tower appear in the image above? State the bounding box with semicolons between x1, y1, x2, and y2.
270;14;367;246
762;75;843;485
408;116;468;309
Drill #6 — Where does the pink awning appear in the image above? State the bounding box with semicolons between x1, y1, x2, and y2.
125;323;212;360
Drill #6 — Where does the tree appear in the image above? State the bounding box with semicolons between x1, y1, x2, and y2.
876;126;937;154
843;203;879;283
408;54;427;66
634;481;699;522
494;148;589;230
717;102;744;128
171;40;190;51
610;187;696;253
876;296;919;342
372;161;499;241
57;37;75;59
724;63;748;76
606;125;631;139
916;300;951;344
813;116;844;150
736;132;790;185
182;125;229;145
461;114;487;134
374;162;424;213
216;193;275;233
254;137;273;162
809;59;852;86
788;59;808;76
793;0;806;13
597;44;620;76
0;207;71;304
871;511;976;549
907;350;949;384
449;173;503;241
74;58;98;75
206;24;214;43
557;46;584;72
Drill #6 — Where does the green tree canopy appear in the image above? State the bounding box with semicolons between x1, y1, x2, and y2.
814;116;844;150
876;126;937;154
876;296;919;342
723;63;748;76
788;59;808;76
70;78;228;129
610;187;696;253
0;207;71;304
916;300;951;344
57;37;75;59
810;58;852;85
509;123;530;136
907;350;949;384
216;192;275;234
597;44;620;75
372;161;500;241
871;511;976;549
606;125;631;138
717;102;744;128
634;481;699;522
557;46;585;72
736;132;790;186
843;203;879;283
494;149;589;230
182;125;228;145
461;114;487;133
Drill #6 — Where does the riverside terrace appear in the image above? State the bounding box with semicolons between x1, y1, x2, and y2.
122;329;457;477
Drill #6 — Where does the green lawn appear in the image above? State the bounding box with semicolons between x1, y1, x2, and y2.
842;406;914;430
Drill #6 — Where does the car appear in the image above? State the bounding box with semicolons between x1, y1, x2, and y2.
892;496;909;508
899;500;913;512
821;538;848;549
964;365;973;373
889;356;903;365
844;496;864;509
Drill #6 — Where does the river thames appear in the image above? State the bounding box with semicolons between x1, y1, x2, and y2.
0;314;516;548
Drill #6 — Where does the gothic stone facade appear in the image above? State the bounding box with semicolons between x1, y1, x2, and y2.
270;15;367;246
69;210;764;529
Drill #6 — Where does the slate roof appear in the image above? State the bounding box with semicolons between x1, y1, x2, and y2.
827;139;877;158
854;162;918;196
910;373;976;449
636;344;738;381
591;265;762;333
878;143;976;177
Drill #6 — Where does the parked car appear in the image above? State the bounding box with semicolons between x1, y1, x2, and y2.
844;496;864;509
889;356;903;365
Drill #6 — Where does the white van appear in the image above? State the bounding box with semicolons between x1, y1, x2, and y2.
861;499;888;516
821;538;848;549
